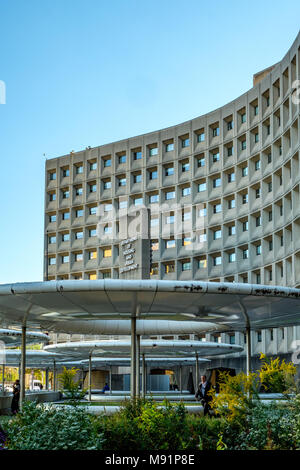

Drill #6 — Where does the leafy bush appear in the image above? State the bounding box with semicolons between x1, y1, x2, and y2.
258;354;297;393
58;366;86;401
5;401;103;450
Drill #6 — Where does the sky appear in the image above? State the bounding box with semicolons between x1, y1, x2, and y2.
0;0;299;284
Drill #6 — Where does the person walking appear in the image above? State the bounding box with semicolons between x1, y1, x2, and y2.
195;375;212;416
11;379;20;415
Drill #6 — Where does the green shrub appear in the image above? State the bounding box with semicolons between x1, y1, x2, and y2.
5;401;103;450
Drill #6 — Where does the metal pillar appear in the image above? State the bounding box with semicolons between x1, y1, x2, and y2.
45;368;49;390
179;365;182;394
195;353;199;390
142;354;146;398
130;315;137;399
136;334;140;398
245;327;252;375
53;360;56;392
1;364;5;395
20;324;27;410
109;366;112;395
88;353;92;401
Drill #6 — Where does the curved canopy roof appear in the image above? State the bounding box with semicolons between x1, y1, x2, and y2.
3;350;62;367
45;339;243;358
1;280;300;331
80;356;210;368
0;328;49;347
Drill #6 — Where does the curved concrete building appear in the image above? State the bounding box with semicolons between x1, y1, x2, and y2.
44;32;300;372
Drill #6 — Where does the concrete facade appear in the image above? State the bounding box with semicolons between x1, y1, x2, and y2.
43;32;300;373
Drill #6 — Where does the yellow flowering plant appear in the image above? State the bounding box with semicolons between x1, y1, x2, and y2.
258;353;297;394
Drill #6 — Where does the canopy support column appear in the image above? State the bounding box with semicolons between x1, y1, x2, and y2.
53;360;56;392
88;353;92;402
109;366;112;395
179;365;182;394
1;364;4;393
195;353;199;391
136;334;140;398
142;354;146;398
130;315;137;399
245;327;252;375
20;324;27;410
45;368;49;391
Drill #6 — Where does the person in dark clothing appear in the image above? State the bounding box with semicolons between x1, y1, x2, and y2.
11;379;20;415
100;382;110;394
195;375;212;416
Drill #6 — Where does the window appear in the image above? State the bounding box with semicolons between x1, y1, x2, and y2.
269;240;273;251
149;147;158;156
242;221;248;231
75;186;83;196
181;138;189;148
228;199;235;209
213;229;222;240
89;228;97;237
242;166;248;177
241;140;246;150
104;225;112;234
199;232;207;243
165;190;175;200
166;239;176;249
212;127;219;137
197;156;205;167
166;214;175;224
199;207;207;217
133;150;142;160
89;184;97;193
241;113;246;123
228;225;236;236
48;236;56;244
88;251;97;260
254;105;259;116
227;120;233;131
150;217;159;227
103;158;111;168
256;216;262;227
182;187;191;197
75;252;83;262
229;334;235;345
257;330;262;342
255;188;261;199
255;133;259;143
182;211;191;221
165;166;174;176
103;248;112;258
75;231;83;239
133;174;142;184
197;132;205;142
62;255;69;264
213;203;222;214
229;252;236;263
49;171;56;180
76;209;83;218
213;177;221;188
213;256;222;266
268;182;272;192
62;168;70;177
165;263;175;274
198;182;206;192
75;165;83;174
62;189;69;199
49;214;56;223
89;206;97;216
165;142;174;152
228;171;235;183
242;249;249;259
88;273;97;280
149;194;159;204
133;197;143;206
62;211;70;220
227;146;233;157
103;180;111;190
149;170;158;180
62;233;70;242
255;160;261;170
49;193;56;202
90;162;97;171
118;177;126;187
48;257;56;266
182;161;190;172
242;193;248;204
268;153;272;163
256;244;261;255
268;211;272;221
181;261;191;271
119;154;126;164
182;236;192;246
212;151;220;162
198;258;207;269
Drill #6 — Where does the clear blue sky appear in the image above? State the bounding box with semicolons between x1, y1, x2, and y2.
0;0;299;283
